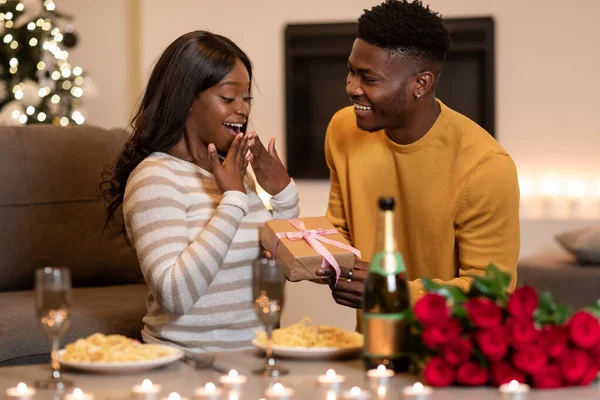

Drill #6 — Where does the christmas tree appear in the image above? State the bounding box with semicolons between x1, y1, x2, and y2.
0;0;89;126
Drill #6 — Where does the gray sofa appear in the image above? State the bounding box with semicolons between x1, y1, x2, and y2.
0;125;147;366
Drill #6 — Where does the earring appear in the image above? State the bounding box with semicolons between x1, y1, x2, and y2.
415;93;421;100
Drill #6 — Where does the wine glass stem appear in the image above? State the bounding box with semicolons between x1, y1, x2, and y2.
266;326;275;366
50;336;61;378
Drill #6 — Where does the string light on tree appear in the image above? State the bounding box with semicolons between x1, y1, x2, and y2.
0;0;92;126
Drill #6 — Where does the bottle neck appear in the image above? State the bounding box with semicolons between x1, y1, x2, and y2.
377;209;397;253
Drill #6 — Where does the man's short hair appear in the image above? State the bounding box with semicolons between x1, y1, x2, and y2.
357;0;452;66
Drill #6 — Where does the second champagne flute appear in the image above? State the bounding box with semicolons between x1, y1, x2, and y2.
252;255;288;377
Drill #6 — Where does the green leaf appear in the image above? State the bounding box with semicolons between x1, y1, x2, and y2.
421;278;440;292
554;303;573;325
584;299;600;320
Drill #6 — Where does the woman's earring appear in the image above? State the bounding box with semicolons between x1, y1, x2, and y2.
415;93;421;100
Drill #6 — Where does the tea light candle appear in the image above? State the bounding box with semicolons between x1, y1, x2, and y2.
65;388;96;400
376;386;386;399
326;391;337;400
6;383;36;400
161;393;189;400
499;380;530;400
366;365;394;387
194;382;223;400
541;176;561;218
264;383;294;400
218;370;247;391
341;387;370;400
132;379;162;400
401;382;432;399
317;369;346;390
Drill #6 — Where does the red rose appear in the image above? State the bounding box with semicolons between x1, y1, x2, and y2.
539;325;569;359
505;318;540;349
423;357;455;387
475;328;508;362
465;297;503;329
532;363;562;389
592;343;600;366
422;318;462;349
512;346;548;375
507;286;539;320
456;362;489;386
490;362;526;386
557;348;594;384
442;336;472;366
580;364;599;386
568;311;600;349
414;294;451;326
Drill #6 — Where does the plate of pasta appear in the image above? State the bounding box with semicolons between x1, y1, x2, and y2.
252;318;363;359
58;333;184;373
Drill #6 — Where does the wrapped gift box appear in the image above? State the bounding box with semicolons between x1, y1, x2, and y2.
261;217;358;282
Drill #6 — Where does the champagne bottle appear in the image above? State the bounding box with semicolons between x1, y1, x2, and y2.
362;196;410;372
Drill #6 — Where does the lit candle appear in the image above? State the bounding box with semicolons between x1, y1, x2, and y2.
401;382;432;399
499;380;530;400
566;179;586;218
65;388;96;400
366;365;394;388
132;379;162;400
161;393;189;400
5;383;36;400
341;387;370;400
376;386;386;399
317;369;346;390
264;383;294;400
518;177;536;218
326;391;337;400
194;382;223;400
595;178;600;218
541;176;561;218
218;370;247;391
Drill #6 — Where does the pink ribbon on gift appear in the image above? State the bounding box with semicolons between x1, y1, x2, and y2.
271;218;361;286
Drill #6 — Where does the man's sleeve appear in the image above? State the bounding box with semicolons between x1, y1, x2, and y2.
324;117;352;243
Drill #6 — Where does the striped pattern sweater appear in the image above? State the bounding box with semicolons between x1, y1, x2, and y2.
123;152;300;352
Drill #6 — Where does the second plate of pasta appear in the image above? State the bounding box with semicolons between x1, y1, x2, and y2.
252;318;363;359
58;333;184;374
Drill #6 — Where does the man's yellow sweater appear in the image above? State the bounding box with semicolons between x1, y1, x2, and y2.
325;100;520;305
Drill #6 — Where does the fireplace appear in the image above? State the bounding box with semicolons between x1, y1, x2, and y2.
285;18;495;180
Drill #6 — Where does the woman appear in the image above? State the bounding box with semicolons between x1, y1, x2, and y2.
103;31;299;352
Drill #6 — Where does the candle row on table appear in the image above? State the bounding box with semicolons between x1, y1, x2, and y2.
5;366;529;400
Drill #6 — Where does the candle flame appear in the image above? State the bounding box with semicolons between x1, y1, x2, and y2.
142;380;153;390
272;383;284;394
73;388;84;399
228;369;238;378
326;369;336;378
168;393;180;400
377;386;386;396
204;382;216;393
350;387;361;395
508;380;520;390
326;391;337;400
413;382;424;393
228;393;238;400
376;364;386;374
16;383;28;394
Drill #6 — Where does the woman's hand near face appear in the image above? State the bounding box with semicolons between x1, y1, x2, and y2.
249;134;291;195
208;132;255;194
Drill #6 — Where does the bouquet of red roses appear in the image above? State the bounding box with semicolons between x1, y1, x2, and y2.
407;264;600;388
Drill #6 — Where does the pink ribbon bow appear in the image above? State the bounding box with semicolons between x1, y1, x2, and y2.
271;218;361;286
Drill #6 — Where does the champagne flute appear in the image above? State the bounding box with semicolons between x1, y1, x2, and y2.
252;255;288;377
34;267;73;390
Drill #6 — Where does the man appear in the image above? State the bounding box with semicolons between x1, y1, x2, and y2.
316;0;520;310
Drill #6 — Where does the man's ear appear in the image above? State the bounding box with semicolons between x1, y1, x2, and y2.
413;71;435;99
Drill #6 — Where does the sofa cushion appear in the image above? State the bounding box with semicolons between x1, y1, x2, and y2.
0;125;141;291
555;226;600;265
0;283;148;366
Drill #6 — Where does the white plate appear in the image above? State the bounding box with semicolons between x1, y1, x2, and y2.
58;346;184;374
251;339;361;360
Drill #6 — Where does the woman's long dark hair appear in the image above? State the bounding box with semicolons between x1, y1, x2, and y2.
101;30;253;231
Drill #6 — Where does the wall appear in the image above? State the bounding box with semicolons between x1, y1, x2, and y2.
61;0;600;331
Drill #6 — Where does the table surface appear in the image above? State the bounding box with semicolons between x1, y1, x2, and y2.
1;350;599;400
